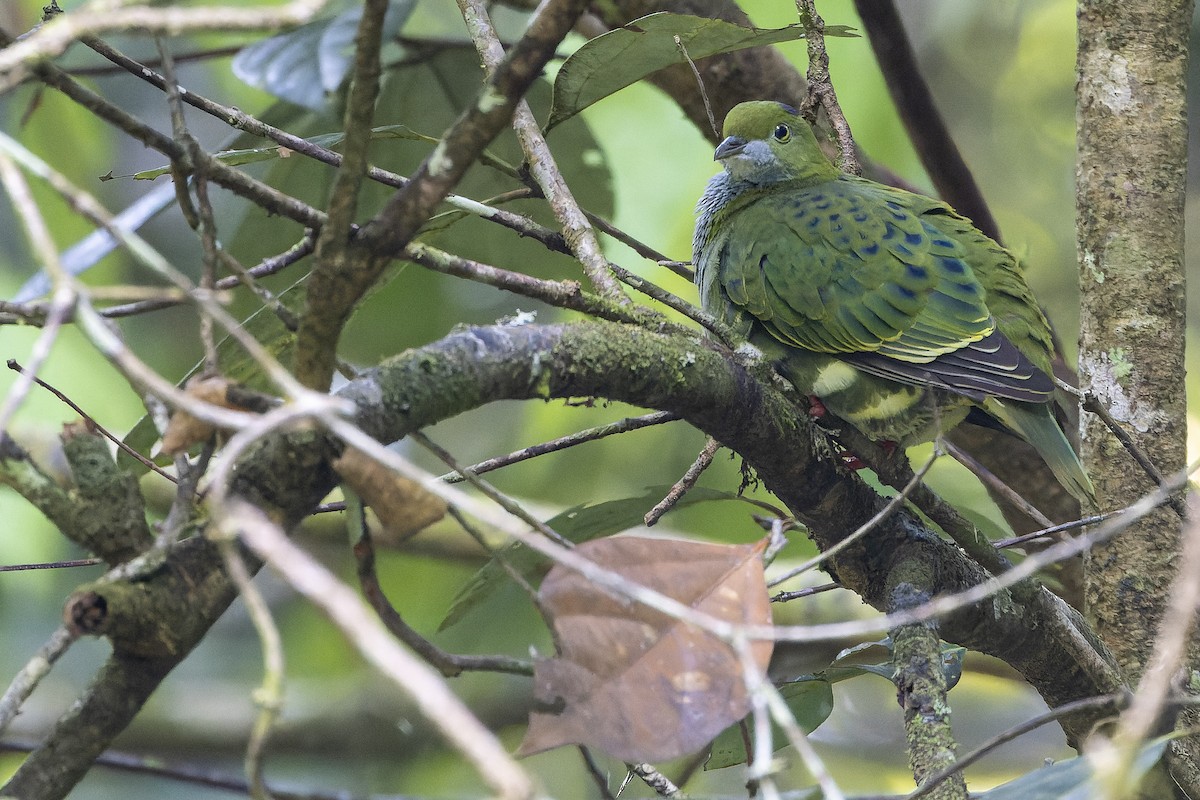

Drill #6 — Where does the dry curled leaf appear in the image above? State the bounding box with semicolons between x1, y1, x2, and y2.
159;375;238;455
518;535;773;763
333;447;447;542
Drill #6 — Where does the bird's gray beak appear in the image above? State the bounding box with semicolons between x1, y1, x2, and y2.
714;135;747;161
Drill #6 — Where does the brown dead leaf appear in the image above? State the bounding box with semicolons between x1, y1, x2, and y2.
160;375;238;455
333;447;447;542
518;535;773;763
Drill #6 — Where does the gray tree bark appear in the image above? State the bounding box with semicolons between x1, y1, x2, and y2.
1076;0;1195;793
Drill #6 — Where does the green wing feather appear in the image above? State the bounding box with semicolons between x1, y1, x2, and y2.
714;176;1054;403
983;398;1097;506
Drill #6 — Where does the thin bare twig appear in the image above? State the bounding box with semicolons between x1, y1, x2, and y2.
440;411;679;483
993;512;1113;550
0;738;371;800
940;437;1054;529
6;360;175;482
156;38;222;373
403;241;652;328
351;499;533;676
582;209;674;266
446;505;548;622
457;0;626;303
795;0;860;175
742;636;846;800
68;44;243;76
93;234;315;323
605;261;740;345
771;581;842;603
0;148;76;440
213;536;284;800
644;437;722;526
412;431;574;549
0;559;103;572
1072;382;1188;517
0;627;78;736
768;447;940;588
908;693;1127;799
579;747;618;800
672;35;718;139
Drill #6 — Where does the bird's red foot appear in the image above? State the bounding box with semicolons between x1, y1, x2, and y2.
807;395;827;418
839;451;867;470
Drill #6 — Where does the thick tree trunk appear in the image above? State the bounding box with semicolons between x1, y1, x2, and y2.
1076;0;1195;792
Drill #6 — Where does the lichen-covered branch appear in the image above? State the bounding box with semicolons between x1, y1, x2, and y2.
888;561;967;799
3;537;236;800
0;426;152;565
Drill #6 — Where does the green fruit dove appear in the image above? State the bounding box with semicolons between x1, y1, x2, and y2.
693;101;1095;507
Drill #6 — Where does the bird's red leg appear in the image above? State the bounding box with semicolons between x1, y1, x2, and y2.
807;395;827;418
840;452;867;470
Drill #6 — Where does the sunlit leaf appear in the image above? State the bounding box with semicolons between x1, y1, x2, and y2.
232;0;416;110
547;12;857;130
518;536;772;762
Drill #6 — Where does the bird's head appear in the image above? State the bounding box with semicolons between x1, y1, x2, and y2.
714;101;838;185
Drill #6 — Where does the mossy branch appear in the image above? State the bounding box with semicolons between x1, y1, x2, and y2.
6;320;1126;799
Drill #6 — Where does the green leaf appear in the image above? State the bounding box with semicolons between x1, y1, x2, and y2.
977;736;1169;800
941;645;965;690
232;0;416;110
546;12;857;130
705;678;834;770
438;486;747;631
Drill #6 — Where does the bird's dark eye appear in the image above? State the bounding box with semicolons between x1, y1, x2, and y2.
772;123;791;142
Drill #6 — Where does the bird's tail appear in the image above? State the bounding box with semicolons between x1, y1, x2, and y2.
982;398;1098;509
